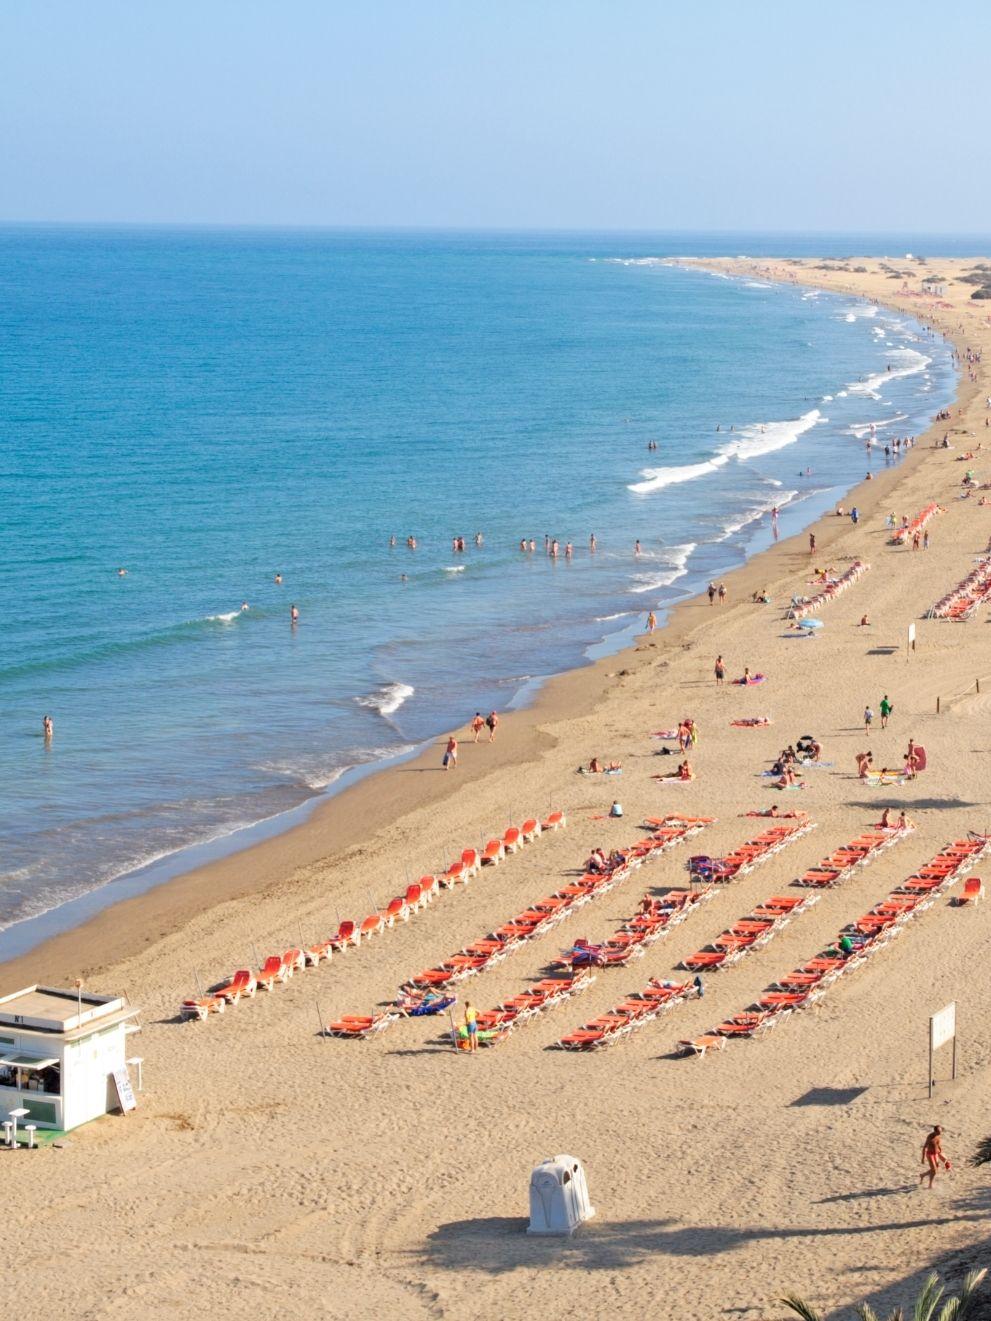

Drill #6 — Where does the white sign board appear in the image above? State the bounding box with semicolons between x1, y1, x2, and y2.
907;622;916;652
930;1002;956;1051
111;1067;137;1114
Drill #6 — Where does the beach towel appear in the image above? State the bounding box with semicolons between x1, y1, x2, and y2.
732;674;767;686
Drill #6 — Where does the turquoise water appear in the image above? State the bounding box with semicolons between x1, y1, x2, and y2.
0;228;960;933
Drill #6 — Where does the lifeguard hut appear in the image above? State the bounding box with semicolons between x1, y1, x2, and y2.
0;985;141;1136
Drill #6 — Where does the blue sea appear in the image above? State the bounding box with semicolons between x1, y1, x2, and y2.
0;227;967;939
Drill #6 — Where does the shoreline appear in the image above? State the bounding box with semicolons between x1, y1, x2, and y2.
0;256;973;991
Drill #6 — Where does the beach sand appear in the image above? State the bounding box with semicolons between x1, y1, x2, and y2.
4;257;991;1320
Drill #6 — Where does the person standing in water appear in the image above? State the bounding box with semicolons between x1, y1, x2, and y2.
646;610;656;633
589;533;596;553
290;604;299;625
43;714;53;741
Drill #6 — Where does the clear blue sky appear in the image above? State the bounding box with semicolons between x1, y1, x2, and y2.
1;0;986;229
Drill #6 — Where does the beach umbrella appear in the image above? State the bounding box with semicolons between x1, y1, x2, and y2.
798;618;824;631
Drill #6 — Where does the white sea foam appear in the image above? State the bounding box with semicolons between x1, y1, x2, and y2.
744;281;772;288
594;611;636;622
355;681;415;718
722;409;823;462
443;565;466;573
629;543;696;593
628;409;823;495
841;305;879;322
604;257;666;267
717;490;799;539
848;348;930;399
628;456;730;493
208;609;243;623
848;412;909;440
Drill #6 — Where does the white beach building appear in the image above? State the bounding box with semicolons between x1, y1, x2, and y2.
0;985;141;1135
921;276;946;296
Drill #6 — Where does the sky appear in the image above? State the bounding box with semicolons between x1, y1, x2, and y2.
1;0;987;230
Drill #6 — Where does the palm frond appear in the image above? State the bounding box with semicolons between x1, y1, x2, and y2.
779;1295;824;1321
913;1273;944;1321
970;1135;991;1167
948;1267;989;1321
855;1305;884;1321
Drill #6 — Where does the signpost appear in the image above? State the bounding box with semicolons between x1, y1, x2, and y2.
111;1066;137;1115
907;622;916;656
929;1002;957;1099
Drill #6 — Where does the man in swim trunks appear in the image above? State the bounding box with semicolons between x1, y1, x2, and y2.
920;1125;946;1188
471;713;485;742
714;655;725;685
485;711;499;741
443;736;458;770
646;611;657;633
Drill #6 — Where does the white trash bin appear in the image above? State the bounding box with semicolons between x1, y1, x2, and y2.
527;1155;595;1235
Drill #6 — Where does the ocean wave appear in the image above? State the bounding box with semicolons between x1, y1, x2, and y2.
848;412;909;440
261;743;418;790
720;409;823;462
207;608;247;623
629;543;696;593
603;257;666;267
717;490;799;539
443;565;466;573
594;611;636;622
355;681;415;718
628;456;729;493
744;281;772;288
628;409;823;494
848;348;931;399
841;305;879;322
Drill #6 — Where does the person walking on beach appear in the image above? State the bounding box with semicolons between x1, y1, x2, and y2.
864;704;874;733
443;736;458;770
470;712;485;742
464;1000;478;1053
485;711;499;741
714;655;725;686
880;695;893;729
717;582;727;604
809;532;816;555
646;610;657;634
707;582;716;605
920;1126;947;1189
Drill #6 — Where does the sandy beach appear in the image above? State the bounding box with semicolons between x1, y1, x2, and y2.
5;256;991;1320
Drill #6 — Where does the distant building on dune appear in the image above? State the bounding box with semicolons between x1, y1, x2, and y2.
921;276;946;296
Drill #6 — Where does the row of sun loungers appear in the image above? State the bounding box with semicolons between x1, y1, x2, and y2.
787;560;869;620
680;893;817;972
179;809;565;1022
928;555;991;620
397;816;714;997
686;817;815;884
457;972;596;1049
891;501;943;545
678;834;991;1056
792;822;912;888
553;888;717;970
556;977;701;1050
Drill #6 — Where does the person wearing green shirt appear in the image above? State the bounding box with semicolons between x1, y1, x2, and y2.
880;695;893;729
